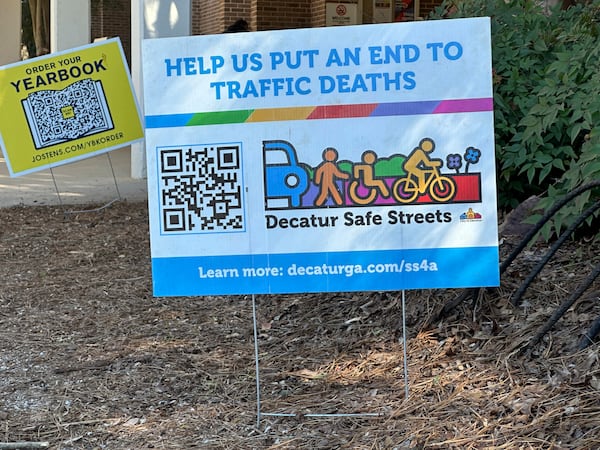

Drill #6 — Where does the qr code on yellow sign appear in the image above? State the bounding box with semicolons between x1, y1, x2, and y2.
22;79;114;149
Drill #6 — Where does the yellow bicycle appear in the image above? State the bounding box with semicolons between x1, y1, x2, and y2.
392;166;456;204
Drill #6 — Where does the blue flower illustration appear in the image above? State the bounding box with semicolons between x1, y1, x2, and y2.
464;147;481;163
446;154;462;174
464;147;481;173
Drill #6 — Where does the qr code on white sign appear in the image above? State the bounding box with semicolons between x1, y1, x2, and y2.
158;144;244;234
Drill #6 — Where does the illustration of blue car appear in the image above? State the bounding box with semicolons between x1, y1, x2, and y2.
263;140;309;208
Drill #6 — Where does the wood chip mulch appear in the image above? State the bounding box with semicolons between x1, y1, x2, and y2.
0;201;599;449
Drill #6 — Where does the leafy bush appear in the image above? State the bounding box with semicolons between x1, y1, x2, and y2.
430;0;600;239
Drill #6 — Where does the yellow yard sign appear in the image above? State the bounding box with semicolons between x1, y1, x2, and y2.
0;38;143;176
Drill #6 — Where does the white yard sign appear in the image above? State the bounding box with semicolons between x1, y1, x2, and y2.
142;18;499;296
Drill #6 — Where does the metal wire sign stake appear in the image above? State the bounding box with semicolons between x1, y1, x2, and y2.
251;293;392;427
49;152;123;217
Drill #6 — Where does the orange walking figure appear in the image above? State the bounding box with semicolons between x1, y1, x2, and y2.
314;147;350;206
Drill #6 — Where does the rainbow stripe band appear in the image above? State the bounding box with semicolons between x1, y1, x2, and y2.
145;97;493;129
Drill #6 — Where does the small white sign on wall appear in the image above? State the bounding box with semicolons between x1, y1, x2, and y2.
326;2;360;26
373;0;393;23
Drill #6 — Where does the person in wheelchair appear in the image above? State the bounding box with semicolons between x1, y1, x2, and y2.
352;150;390;198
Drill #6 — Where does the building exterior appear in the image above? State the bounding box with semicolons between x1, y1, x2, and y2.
92;0;443;64
1;0;443;181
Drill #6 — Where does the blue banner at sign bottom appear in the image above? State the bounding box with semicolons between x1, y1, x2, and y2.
151;247;499;296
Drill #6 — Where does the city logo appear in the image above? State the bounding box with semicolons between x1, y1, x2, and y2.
460;208;483;222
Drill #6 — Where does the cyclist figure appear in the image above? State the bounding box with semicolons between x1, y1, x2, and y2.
353;150;390;198
402;138;443;194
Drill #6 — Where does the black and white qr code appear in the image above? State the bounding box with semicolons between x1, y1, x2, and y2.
22;79;113;149
158;144;244;234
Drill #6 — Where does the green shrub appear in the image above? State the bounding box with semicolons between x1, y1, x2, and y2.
430;0;600;240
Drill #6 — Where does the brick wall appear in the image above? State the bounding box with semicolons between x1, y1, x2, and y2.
253;0;312;31
89;0;445;58
193;1;223;34
193;0;252;35
311;0;327;28
91;0;131;64
224;0;252;31
419;0;443;18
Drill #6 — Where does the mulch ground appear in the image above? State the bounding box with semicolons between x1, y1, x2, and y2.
0;201;599;449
